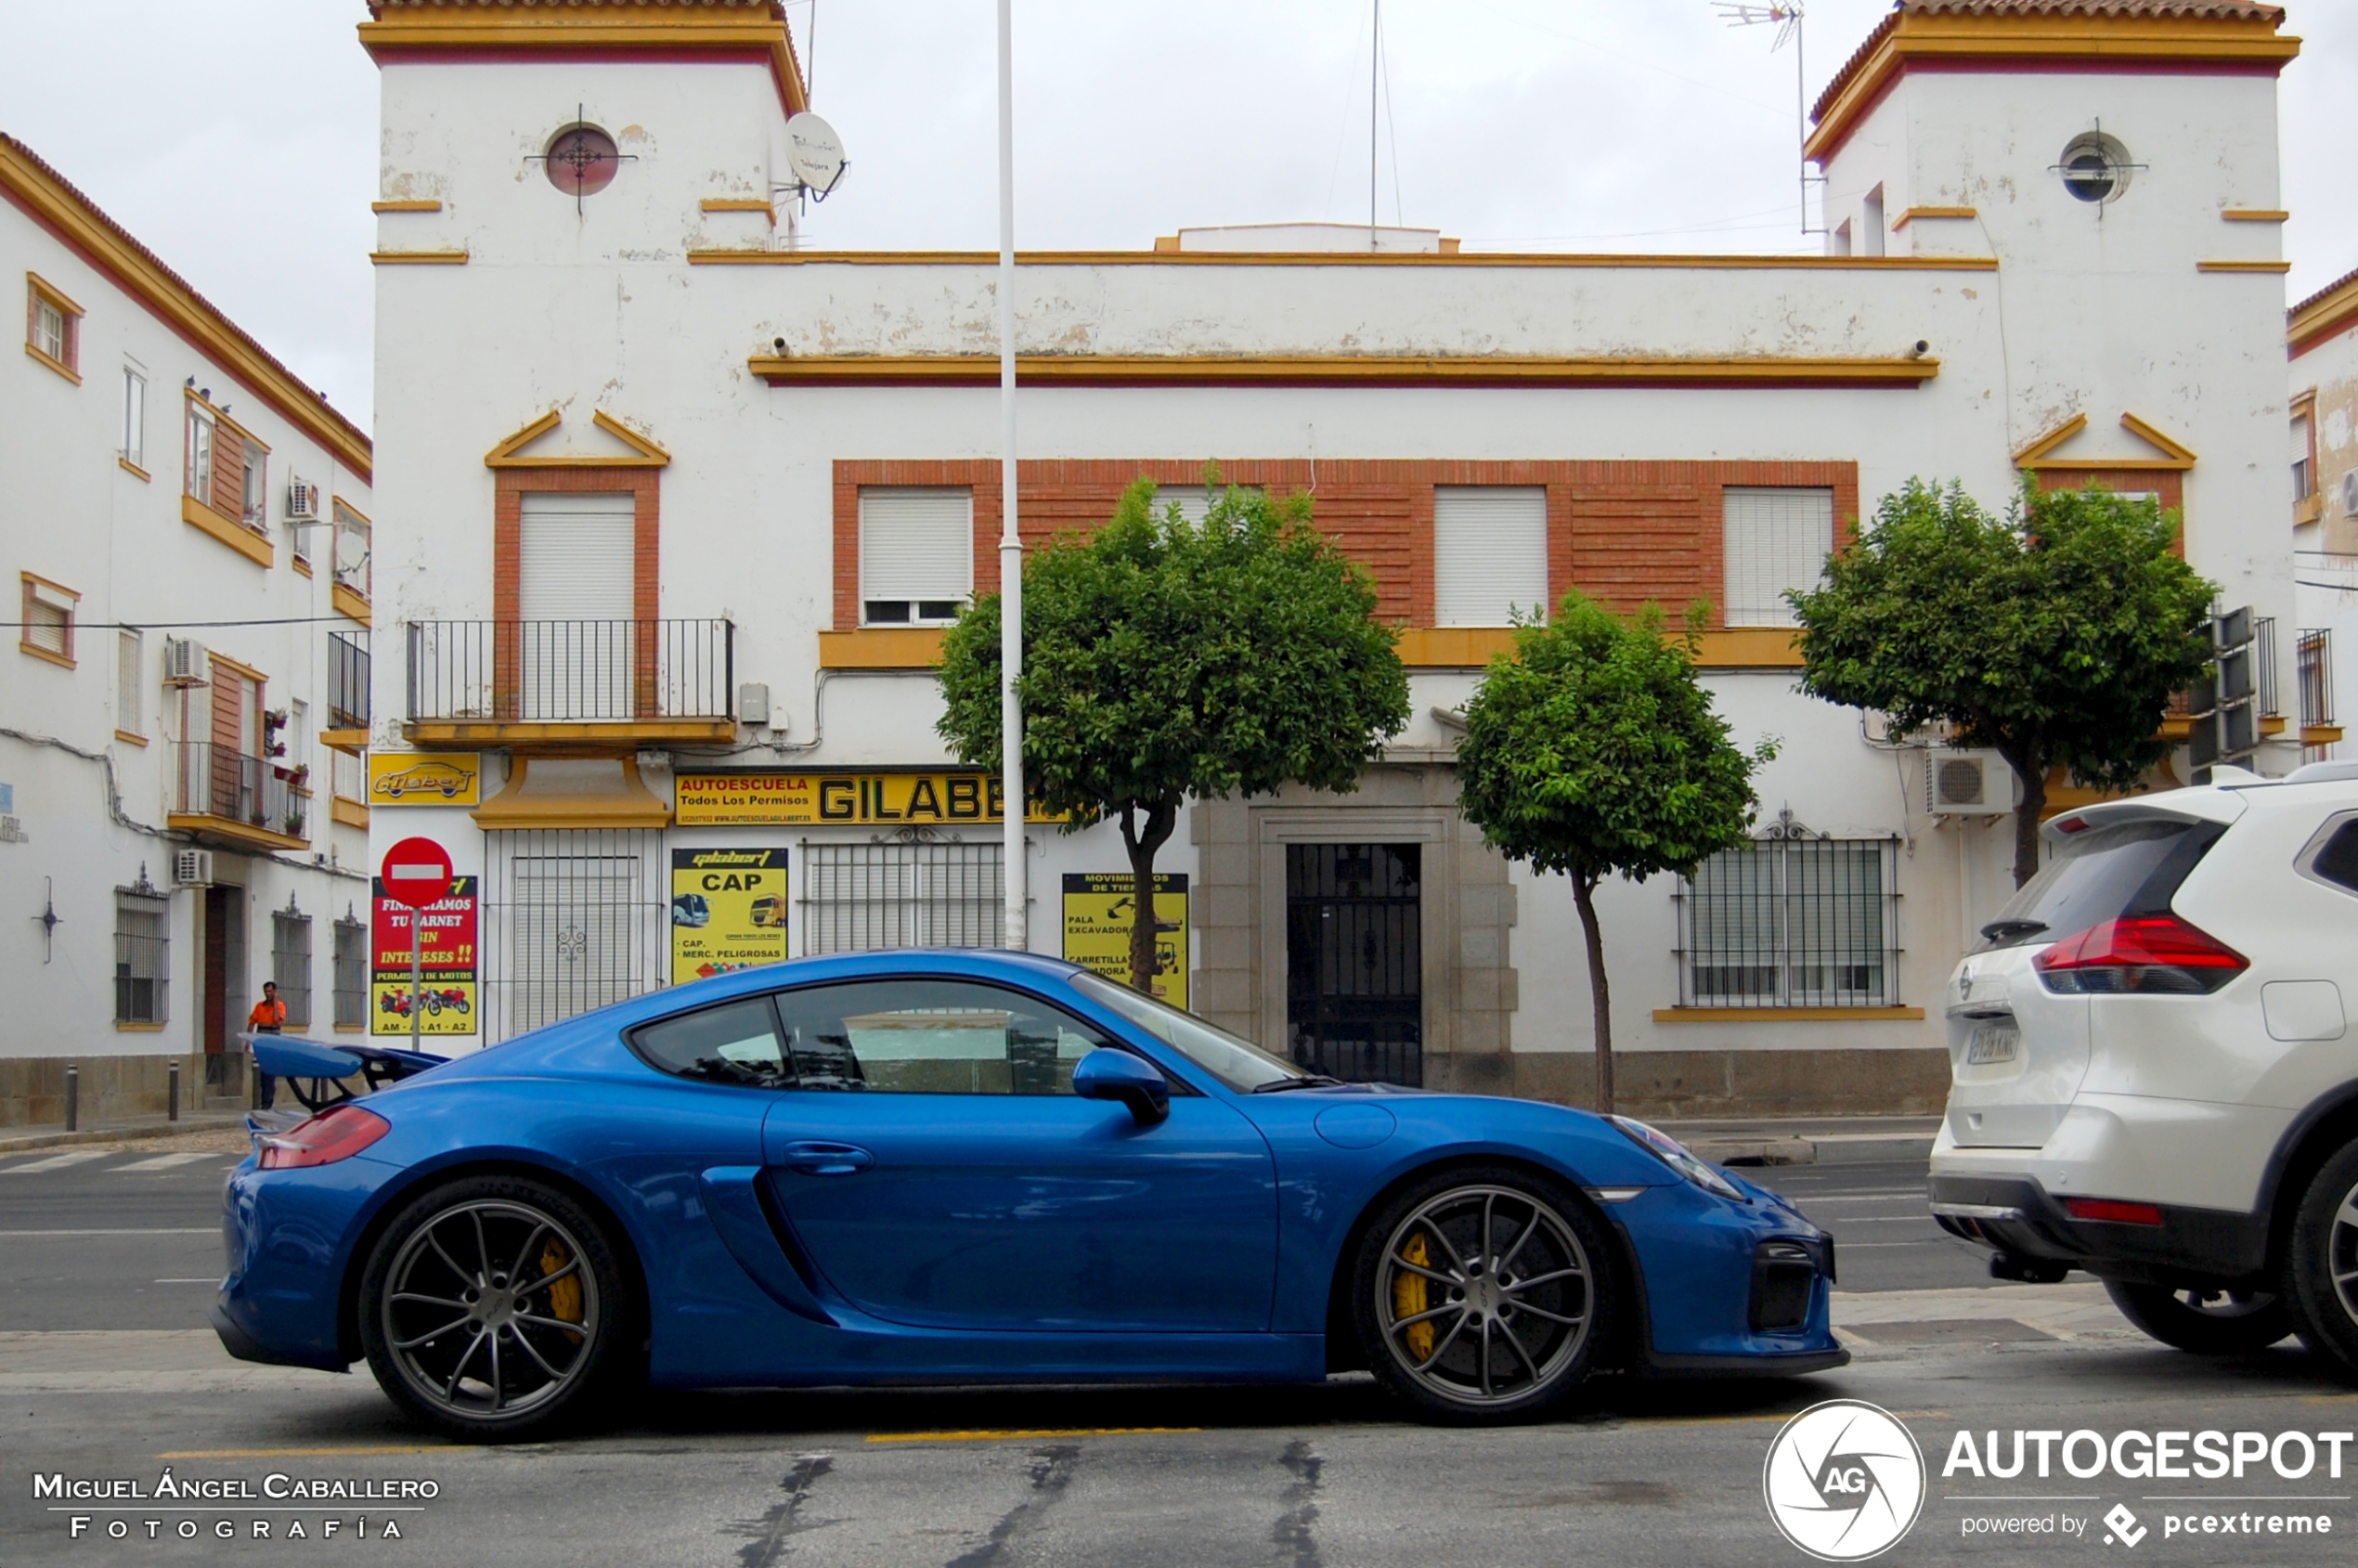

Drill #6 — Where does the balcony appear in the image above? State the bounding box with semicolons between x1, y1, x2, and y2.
2300;628;2341;749
323;630;369;751
169;742;309;850
405;619;736;745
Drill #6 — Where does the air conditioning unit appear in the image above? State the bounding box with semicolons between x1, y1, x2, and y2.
162;637;208;687
2340;470;2358;518
174;849;215;887
1924;749;2016;816
286;476;320;523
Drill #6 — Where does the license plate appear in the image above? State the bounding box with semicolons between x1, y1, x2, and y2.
1965;1022;2020;1065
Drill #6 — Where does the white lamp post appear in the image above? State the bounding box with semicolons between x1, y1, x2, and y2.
996;0;1026;950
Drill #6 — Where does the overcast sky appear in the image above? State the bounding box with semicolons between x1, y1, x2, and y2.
6;0;2352;434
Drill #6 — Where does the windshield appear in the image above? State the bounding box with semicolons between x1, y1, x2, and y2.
1069;972;1315;1092
1979;817;2224;951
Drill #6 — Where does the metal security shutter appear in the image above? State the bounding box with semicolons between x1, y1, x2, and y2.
519;492;634;620
859;488;971;618
484;829;666;1039
1432;487;1548;628
1721;487;1833;628
801;840;1004;954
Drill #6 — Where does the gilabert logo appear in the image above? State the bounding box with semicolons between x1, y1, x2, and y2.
1764;1399;1927;1561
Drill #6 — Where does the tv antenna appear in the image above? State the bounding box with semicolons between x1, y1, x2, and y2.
1715;4;1824;236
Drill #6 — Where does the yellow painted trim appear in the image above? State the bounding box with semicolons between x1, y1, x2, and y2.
118;457;149;481
19;642;75;670
330;583;372;627
1652;1006;1926;1023
2014;410;2196;473
1693;628;1806;667
330;494;371;526
1890;206;1976;229
2118;412;2197;464
182;494;273;567
318;728;367;755
2197;260;2292;274
26;269;84;318
2261;715;2288;737
292;555;313;578
751;354;1941;390
1394;628;1515;668
332;1022;366;1033
701;197;775;222
166;813;306;852
24;342;80;383
370;200;442;213
470;756;675;832
114;729;148;747
2012;412;2088;466
204;650;266;684
2296;492;2326;525
411;719;735;746
1807;11;2300;162
2158;717;2193;742
483;408;670;468
357;6;809;118
22;569;80;603
2291;272;2358;358
0;136;371;480
112;1022;167;1032
697;248;1999;273
2303;726;2345;746
369;249;469;266
2222;209;2290;222
330;797;369;829
818;628;946;668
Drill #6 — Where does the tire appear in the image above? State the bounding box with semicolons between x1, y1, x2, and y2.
2286;1140;2358;1380
1350;1164;1613;1424
2103;1280;2293;1354
358;1174;637;1442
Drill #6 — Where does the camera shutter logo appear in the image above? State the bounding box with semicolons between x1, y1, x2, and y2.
1763;1399;1926;1561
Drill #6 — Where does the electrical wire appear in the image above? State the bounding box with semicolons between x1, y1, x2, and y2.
0;616;362;630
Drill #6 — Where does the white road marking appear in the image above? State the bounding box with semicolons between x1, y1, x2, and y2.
155;1278;222;1284
110;1152;210;1172
0;1150;110;1173
0;1227;217;1237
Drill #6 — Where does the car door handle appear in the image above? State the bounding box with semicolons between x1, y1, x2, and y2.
780;1140;875;1176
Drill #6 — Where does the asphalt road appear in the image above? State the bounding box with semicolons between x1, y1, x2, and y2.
5;1141;2355;1565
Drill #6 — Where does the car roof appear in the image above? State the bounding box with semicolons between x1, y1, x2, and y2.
2042;764;2358;843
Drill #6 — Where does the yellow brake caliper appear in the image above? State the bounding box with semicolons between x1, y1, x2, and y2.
540;1241;584;1343
1393;1231;1434;1362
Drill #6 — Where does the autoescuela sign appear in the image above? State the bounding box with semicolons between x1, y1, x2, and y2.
370;875;477;1035
674;771;1058;826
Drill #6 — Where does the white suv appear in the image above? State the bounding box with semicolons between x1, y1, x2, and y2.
1928;760;2358;1371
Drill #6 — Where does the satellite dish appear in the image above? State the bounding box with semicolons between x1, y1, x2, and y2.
784;112;849;199
335;528;370;575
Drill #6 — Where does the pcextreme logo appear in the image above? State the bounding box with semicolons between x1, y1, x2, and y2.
1764;1399;1928;1562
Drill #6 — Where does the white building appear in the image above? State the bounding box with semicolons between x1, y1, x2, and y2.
356;0;2305;1117
2290;261;2358;759
2;134;376;1125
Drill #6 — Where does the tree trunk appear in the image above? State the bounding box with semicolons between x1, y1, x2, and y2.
1570;872;1614;1116
1118;798;1178;993
2009;753;2049;889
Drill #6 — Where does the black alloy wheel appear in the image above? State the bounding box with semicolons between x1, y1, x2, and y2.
2287;1140;2358;1380
2103;1280;2293;1354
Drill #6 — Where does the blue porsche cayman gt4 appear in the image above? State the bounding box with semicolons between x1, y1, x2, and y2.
214;951;1843;1437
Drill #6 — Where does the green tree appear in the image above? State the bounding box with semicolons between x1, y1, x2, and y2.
937;476;1410;992
1455;594;1768;1115
1792;479;2216;888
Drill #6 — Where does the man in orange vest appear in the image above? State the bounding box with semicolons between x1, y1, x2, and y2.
247;980;287;1109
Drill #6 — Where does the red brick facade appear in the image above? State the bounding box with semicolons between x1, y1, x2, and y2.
832;458;1859;630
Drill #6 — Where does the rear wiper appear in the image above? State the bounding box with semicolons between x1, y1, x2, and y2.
1253;1074;1346;1093
1979;917;2049;942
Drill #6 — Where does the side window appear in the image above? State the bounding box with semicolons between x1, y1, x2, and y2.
2308;818;2358;897
631;996;790;1086
774;978;1112;1095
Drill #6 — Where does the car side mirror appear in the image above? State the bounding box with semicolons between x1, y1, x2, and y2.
1071;1048;1170;1126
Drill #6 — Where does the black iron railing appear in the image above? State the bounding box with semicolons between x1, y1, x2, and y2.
329;630;369;730
2258;616;2282;718
174;742;307;840
2300;628;2334;730
1674;823;1902;1009
405;619;734;724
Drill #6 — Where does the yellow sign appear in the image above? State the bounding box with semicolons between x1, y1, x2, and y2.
672;848;791;983
1062;873;1188;1008
368;753;482;807
370;980;479;1034
675;771;1057;827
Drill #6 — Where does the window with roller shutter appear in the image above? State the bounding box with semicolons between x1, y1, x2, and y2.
860;488;972;625
1722;487;1833;628
517;491;636;719
1432;487;1548;628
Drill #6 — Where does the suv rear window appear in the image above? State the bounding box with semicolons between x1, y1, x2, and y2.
1977;817;2225;951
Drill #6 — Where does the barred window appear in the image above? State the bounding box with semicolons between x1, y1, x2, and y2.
1676;826;1900;1009
332;914;368;1029
272;907;313;1029
115;890;169;1025
801;839;1005;955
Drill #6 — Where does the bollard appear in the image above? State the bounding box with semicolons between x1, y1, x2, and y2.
168;1058;181;1122
64;1064;78;1133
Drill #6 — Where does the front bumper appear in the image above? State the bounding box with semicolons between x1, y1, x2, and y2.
1613;1177;1846;1375
1927;1172;2270;1289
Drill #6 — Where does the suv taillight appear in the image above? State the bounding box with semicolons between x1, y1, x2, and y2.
2033;914;2248;995
256;1104;390;1169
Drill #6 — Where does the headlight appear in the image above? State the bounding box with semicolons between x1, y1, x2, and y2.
1609;1115;1748;1203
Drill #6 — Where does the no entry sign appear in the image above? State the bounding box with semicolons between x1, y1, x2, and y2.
381;836;455;909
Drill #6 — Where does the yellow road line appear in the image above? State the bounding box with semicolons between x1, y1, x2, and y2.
866;1427;1202;1445
157;1445;455;1459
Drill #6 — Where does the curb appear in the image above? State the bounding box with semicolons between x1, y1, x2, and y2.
1691;1134;1937;1168
0;1116;249;1156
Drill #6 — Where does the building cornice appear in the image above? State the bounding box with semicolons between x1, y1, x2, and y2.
693;247;1998;273
749;354;1942;391
359;1;809;119
2289;264;2358;360
1807;5;2298;164
0;134;372;482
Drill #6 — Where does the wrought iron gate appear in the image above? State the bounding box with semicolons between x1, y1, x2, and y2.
1285;843;1423;1086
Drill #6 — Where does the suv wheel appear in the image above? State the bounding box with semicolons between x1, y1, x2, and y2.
2103;1280;2291;1354
2287;1140;2358;1380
